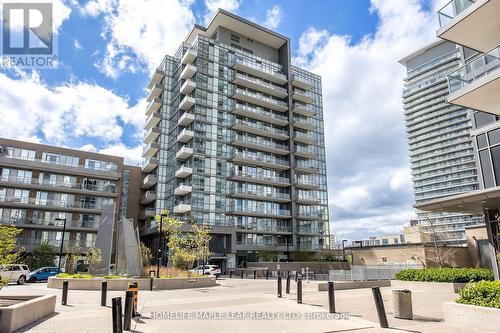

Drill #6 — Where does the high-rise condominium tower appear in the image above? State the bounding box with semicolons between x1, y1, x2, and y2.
139;10;330;271
400;40;483;242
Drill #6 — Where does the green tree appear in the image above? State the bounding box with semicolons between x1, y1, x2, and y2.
87;247;102;274
140;242;152;267
0;226;22;266
24;242;56;270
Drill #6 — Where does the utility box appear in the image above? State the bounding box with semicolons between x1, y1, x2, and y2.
392;289;413;319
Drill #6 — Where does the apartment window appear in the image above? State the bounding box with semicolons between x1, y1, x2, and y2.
230;34;240;43
0;147;35;160
488;128;500;146
477;134;488;149
42;153;79;167
480;150;495;188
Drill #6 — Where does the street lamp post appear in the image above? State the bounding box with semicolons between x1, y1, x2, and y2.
342;239;347;261
156;213;168;278
55;218;67;274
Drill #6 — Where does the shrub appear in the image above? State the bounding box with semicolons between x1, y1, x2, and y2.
395;268;493;283
56;273;94;279
0;276;9;288
456;281;500;308
103;275;121;279
144;266;202;278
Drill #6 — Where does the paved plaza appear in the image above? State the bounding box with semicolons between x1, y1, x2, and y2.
1;277;495;333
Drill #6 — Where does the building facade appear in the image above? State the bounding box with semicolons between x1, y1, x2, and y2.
400;40;483;242
0;138;141;268
140;10;330;270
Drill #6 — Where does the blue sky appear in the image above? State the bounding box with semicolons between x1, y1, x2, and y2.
0;0;447;240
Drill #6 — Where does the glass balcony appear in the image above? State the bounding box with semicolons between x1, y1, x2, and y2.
232;57;287;84
293;117;315;131
146;97;162;117
177;128;194;143
142;174;157;189
297;210;323;219
291;74;314;90
175;165;192;178
175;146;193;160
16;238;96;251
229;204;291;218
438;0;476;27
295;160;319;173
145;111;161;131
232;88;288;112
231;169;290;187
143;142;160;158
235;224;292;233
0;195;108;211
174;184;192;196
147;82;162;102
296;194;320;204
144;127;160;145
231;134;289;155
147;68;165;89
181;64;197;80
231;151;289;170
229;188;291;202
141;157;159;173
140;191;156;204
293;131;315;145
231;117;289;141
173;203;191;214
292;103;315;117
181;49;197;65
292;89;314;104
140;207;156;219
232;72;288;98
0;175;117;194
295;178;320;189
446;45;500;114
231;102;289;126
294;145;316;159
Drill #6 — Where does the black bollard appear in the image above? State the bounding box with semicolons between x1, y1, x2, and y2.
266;270;269;280
241;270;244;279
112;297;123;333
371;287;388;328
150;277;154;291
297;277;302;304
277;273;282;298
124;290;134;330
229;270;233;278
328;282;336;313
254;270;257;279
286;274;290;294
62;281;69;305
101;281;108;307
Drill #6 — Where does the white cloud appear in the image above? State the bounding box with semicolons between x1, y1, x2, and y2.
0;72;144;154
79;0;115;17
99;143;143;166
79;144;97;152
294;0;444;240
73;39;82;50
89;0;195;78
263;5;282;30
203;0;240;25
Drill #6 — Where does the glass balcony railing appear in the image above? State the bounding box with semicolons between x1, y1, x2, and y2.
1;218;99;229
233;88;288;110
230;188;290;200
16;238;95;250
448;45;500;94
232;102;288;122
233;73;287;95
438;0;476;27
231;118;288;136
295;160;319;170
232;57;287;82
235;224;292;233
0;195;109;210
231;151;289;167
232;134;289;151
0;154;119;172
0;175;117;193
231;169;290;184
229;204;291;217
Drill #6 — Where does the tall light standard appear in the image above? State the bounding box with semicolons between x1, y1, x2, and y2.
156;211;169;278
342;239;347;261
55;218;67;274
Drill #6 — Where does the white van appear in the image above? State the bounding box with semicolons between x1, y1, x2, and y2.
0;264;30;285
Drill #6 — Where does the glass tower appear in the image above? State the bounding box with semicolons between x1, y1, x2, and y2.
140;10;330;270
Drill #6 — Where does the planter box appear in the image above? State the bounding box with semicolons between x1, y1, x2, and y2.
0;295;56;333
391;280;467;293
318;280;391;291
47;276;217;290
443;302;500;332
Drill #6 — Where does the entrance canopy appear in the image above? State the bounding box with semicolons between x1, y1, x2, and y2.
415;187;500;214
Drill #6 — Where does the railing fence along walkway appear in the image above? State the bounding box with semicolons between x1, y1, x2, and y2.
329;264;424;281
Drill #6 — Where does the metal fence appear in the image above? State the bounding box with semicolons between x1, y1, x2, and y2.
329;264;424;281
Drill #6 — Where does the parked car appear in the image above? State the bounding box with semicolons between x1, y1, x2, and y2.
28;267;59;283
189;265;221;276
0;264;30;285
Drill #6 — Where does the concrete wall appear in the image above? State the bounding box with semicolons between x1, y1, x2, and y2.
0;295;56;333
443;302;500;332
123;165;142;226
465;225;488;268
424;246;472;267
217;27;279;63
247;262;349;274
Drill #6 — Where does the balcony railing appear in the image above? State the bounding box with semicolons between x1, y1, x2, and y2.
0;154;119;172
231;118;289;137
232;134;288;152
437;0;476;27
233;88;288;111
1;218;99;229
229;188;290;200
229;205;291;217
233;72;288;96
16;238;95;251
235;224;292;233
232;102;288;123
0;195;108;210
232;57;287;82
231;170;290;185
447;45;500;94
231;151;289;167
0;175;117;193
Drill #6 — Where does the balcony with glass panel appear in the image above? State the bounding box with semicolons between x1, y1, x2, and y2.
292;103;315;117
228;205;292;218
144;127;160;145
235;223;292;234
140;191;156;204
146;97;162;117
292;89;314;104
296;193;320;205
293;131;315;145
232;88;288;112
232;58;287;85
229;188;291;203
140;207;156;220
180;79;196;95
231;134;289;156
231;151;290;170
147;83;162;102
0;196;106;213
177;128;194;143
231;72;288;98
173;203;191;214
147;68;165;89
446;45;500;114
141;157;158;173
293;117;315;131
175;165;192;178
178;111;195;127
297;210;323;220
141;174;157;189
231;102;289;126
143;142;160;158
230;170;290;187
181;49;197;65
437;0;500;53
295;160;319;173
180;64;197;80
295;177;320;189
145;111;161;131
294;145;316;159
174;184;192;196
175;146;193;160
291;74;314;91
230;118;289;141
179;95;195;111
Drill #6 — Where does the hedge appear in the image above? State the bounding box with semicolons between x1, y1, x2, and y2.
456;281;500;308
55;273;121;279
394;268;493;283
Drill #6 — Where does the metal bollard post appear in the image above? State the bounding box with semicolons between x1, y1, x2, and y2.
286;274;290;294
150;276;154;291
112;297;123;333
266;270;269;280
241;270;244;279
372;287;389;328
277;273;282;298
297;277;302;304
127;282;139;317
328;282;336;313
124;291;134;331
229;270;233;278
254;270;257;279
101;281;108;307
62;281;69;305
